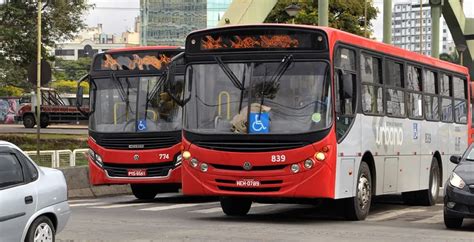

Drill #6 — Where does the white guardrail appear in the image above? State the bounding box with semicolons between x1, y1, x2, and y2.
25;149;89;168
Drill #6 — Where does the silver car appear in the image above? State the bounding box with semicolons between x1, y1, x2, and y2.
0;141;70;242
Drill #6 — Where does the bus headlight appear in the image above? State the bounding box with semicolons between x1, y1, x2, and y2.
315;152;326;161
200;163;208;172
190;158;199;168
182;151;191;160
304;159;314;169
291;164;300;173
95;153;103;167
449;173;465;189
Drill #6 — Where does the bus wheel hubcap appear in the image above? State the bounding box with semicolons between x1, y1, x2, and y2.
357;175;370;210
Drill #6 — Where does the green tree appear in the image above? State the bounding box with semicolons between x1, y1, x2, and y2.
265;0;378;37
0;1;91;89
440;51;459;64
0;85;25;97
50;80;89;94
53;57;91;81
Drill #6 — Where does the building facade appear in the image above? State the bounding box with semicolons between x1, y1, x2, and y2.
140;0;232;46
392;1;456;57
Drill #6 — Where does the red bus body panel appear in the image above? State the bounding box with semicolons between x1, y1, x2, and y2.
88;138;181;185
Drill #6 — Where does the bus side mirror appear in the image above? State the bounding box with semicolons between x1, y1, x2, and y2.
450;155;462;165
167;52;190;106
76;74;90;117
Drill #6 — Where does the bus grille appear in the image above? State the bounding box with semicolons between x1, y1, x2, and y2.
194;141;306;152
98;136;180;150
211;164;287;171
103;162;174;178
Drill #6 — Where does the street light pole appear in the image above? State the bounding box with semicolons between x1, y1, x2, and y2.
36;0;42;160
420;0;423;54
365;0;368;38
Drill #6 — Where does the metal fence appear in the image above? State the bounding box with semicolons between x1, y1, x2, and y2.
25;149;89;168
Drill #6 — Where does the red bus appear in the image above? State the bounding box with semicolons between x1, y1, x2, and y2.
170;25;471;220
76;46;184;199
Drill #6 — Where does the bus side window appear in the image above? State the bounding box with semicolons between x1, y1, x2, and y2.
334;47;357;141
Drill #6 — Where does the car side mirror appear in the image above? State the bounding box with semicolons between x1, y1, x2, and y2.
450;155;462;165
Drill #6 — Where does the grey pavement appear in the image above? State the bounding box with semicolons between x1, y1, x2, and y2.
0;124;88;135
58;194;474;242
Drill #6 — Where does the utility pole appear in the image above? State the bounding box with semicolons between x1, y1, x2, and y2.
365;0;368;38
420;0;423;54
36;1;42;160
430;0;441;58
318;0;328;27
383;0;392;44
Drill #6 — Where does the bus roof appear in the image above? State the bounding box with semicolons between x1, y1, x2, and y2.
188;24;469;77
105;46;183;53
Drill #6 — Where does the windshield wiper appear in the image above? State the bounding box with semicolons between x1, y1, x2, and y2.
110;73;133;116
263;55;293;94
143;74;167;121
214;56;245;90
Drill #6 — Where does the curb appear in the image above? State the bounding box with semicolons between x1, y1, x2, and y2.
60;166;131;199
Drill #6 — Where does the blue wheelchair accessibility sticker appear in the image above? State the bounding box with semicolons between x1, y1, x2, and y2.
249;112;269;134
137;119;147;132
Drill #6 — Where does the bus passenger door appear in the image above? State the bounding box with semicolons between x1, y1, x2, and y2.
334;68;357;141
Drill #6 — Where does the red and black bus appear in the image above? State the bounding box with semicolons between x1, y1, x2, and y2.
170;24;470;220
77;46;184;199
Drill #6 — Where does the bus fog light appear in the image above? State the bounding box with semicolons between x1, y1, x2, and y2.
447;202;456;209
182;151;191;160
304;159;314;169
291;164;300;173
200;163;208;172
315;152;326;161
190;158;199;168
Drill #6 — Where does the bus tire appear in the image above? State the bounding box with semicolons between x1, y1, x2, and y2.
220;197;252;216
131;184;158;200
344;161;372;221
23;114;36;128
402;158;439;206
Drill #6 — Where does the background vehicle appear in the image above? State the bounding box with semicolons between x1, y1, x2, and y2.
173;24;471;220
76;46;184;200
444;146;474;229
0;141;70;241
17;88;89;128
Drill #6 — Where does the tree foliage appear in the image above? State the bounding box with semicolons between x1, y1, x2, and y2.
440;52;459;64
53;57;91;81
265;0;378;37
50;80;89;94
0;0;91;89
0;85;25;97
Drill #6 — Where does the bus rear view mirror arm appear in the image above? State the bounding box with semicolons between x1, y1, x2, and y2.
76;74;90;117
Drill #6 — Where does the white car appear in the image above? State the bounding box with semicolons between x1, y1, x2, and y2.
0;141;70;242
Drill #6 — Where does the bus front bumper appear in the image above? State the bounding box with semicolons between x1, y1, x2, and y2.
89;158;182;185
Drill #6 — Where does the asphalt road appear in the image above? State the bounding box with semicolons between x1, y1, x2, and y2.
58;194;474;241
0;124;87;135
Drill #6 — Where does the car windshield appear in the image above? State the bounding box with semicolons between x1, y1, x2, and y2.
184;60;331;134
464;146;474;161
90;75;182;133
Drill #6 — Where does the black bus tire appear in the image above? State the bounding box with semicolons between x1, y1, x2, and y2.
344;161;372;221
131;184;158;200
220;197;252;216
23;114;36;128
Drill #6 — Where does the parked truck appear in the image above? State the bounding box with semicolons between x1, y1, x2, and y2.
17;88;89;128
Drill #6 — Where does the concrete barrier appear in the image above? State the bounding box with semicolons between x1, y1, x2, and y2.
60;166;131;199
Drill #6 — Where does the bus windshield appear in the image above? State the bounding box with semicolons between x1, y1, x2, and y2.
184;60;331;134
90;75;182;133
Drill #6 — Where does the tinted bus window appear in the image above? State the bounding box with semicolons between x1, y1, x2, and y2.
360;54;382;84
386;60;403;88
360;54;383;115
406;66;421;91
386;89;405;117
440;74;451;97
335;48;356;71
424;96;439;120
441;98;453;122
453;77;466;99
423;70;437;94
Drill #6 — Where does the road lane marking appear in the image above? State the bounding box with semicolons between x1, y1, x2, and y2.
70;202;107;207
367;208;425;221
90;203;150;209
140;202;218;211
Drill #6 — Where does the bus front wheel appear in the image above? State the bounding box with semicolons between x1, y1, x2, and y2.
345;161;372;221
131;184;158;200
220;197;252;216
